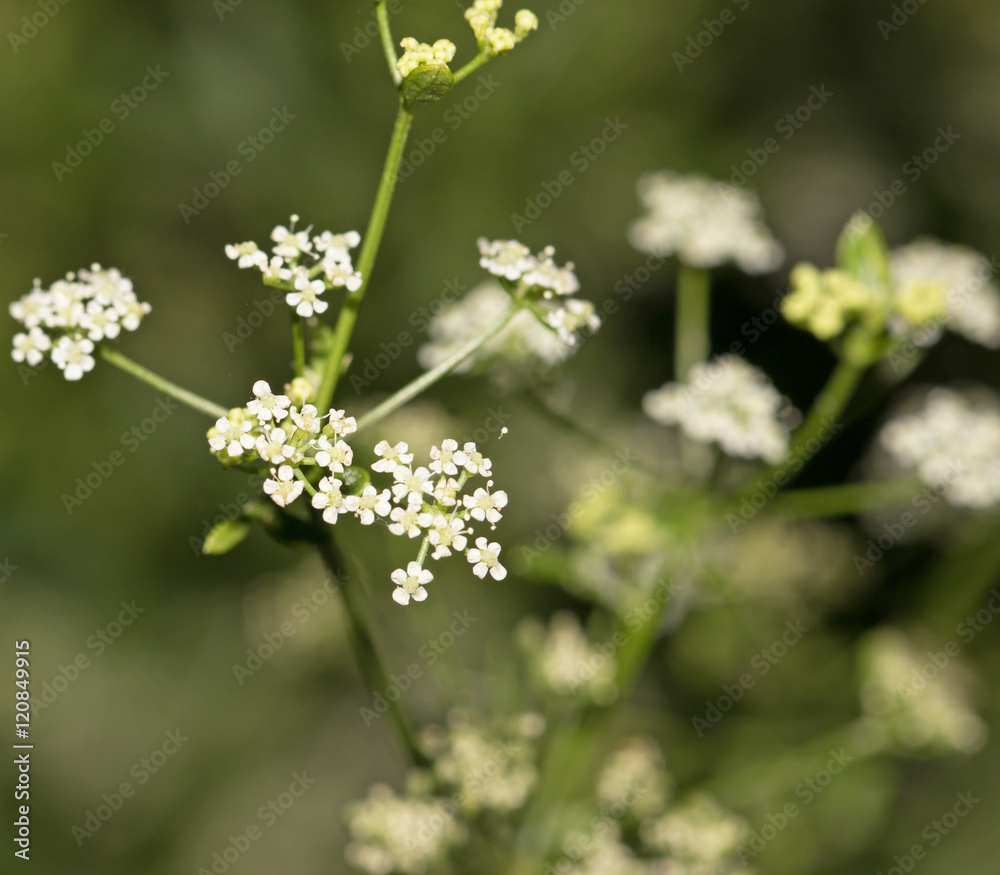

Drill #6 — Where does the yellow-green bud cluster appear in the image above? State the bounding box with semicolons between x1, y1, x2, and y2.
396;37;457;79
465;1;538;56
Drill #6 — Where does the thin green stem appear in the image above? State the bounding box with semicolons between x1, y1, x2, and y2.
770;477;922;520
453;53;490;84
98;346;228;419
375;0;402;85
317;104;415;412
313;517;429;767
354;301;519;435
292;317;305;378
675;264;711;379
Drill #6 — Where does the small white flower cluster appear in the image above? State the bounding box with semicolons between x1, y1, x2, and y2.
879;387;1000;508
9;264;151;380
643;356;793;464
596;737;673;821
395;37;457;79
345;710;543;875
465;1;538;56
858;627;987;755
225;215;361;317
891;238;1000;348
208;382;509;605
376;438;509;605
518;612;618;704
421;710;543;815
629;171;784;274
640;794;752;872
345;784;467;875
418;239;599;373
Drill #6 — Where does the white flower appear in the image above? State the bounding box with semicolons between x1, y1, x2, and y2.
643;356;792;464
520;612;616;702
463;485;508;525
879;387;1000;508
315;436;353;472
428;516;469;559
50;336;95;381
313;230;360;261
286;275;328;317
477;238;535;281
255;427;296;463
640;794;749;864
10;327;51;366
891;238;1000;348
270;215;313;259
545;298;601;346
209;414;255;457
392;465;435;504
344;486;392;526
225;241;268;270
429;439;468;476
80;302;122;341
322;256;363;292
418;282;574;372
372;440;414;472
390;561;433;605
629;171;784;274
263;465;304;507
328;409;358;437
388;505;431;538
462;442;492;476
263;256;292;283
290;404;322;434
247;380;291;423
312;476;348;524
523;246;580;297
432;476;462;507
467;537;506;580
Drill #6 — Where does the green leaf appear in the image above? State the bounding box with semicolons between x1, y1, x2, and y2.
202;518;252;555
835;211;891;290
400;64;455;109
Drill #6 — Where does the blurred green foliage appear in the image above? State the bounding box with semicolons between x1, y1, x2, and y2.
2;1;1000;873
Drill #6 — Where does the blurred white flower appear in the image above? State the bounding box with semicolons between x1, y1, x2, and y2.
880;387;1000;508
643;355;792;464
629;171;784;273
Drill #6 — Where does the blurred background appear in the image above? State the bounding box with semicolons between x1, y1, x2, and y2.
2;0;1000;872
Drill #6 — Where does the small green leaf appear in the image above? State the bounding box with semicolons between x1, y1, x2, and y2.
202;518;252;555
401;64;455;109
836;211;891;290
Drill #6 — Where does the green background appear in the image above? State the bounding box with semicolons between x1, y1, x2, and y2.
2;0;1000;872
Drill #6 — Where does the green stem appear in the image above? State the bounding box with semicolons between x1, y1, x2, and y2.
453;53;490;85
313;516;429;767
738;346;867;499
770;477;922;520
375;0;402;85
98;346;229;419
292;316;305;378
675;264;711;379
317;104;415;412
354;301;519;435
